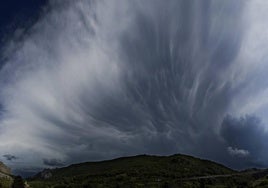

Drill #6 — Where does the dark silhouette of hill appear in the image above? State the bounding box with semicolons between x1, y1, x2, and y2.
12;176;25;188
28;154;241;187
36;154;234;179
14;154;268;187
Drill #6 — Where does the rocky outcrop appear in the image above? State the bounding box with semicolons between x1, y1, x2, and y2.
33;169;53;180
40;169;52;179
0;162;11;175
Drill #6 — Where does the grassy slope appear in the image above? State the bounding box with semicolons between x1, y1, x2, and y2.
29;154;236;188
51;154;234;178
0;162;13;188
0;177;13;188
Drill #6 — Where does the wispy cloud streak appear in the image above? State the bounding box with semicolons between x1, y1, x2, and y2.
0;0;268;173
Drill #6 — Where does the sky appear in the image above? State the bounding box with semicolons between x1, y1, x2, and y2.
1;0;268;176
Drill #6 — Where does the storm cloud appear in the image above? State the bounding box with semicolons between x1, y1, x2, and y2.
221;115;268;166
43;158;64;167
3;154;18;161
0;0;268;174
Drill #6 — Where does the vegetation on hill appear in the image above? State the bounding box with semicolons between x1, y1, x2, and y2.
41;154;234;178
0;177;13;188
0;162;13;188
28;154;238;188
0;162;11;175
0;154;261;188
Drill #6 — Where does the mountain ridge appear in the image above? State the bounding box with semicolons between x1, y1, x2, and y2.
33;154;235;179
20;154;268;187
28;154;240;187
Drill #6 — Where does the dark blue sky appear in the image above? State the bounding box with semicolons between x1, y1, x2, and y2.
0;0;48;75
0;0;47;42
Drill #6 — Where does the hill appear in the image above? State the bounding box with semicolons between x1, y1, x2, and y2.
27;154;268;188
28;154;241;187
25;154;268;187
34;154;234;179
0;162;11;175
0;162;13;188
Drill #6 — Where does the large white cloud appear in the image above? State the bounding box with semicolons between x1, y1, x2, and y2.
0;0;132;172
0;0;268;174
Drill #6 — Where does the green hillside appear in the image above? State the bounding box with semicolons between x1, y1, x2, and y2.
0;156;266;188
40;154;234;178
0;178;13;188
28;154;238;188
18;154;268;188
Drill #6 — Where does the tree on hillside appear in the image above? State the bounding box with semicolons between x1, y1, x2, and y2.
12;176;24;188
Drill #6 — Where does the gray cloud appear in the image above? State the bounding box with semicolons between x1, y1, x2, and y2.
220;115;268;167
0;0;268;174
43;158;64;167
227;147;250;157
3;154;18;161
